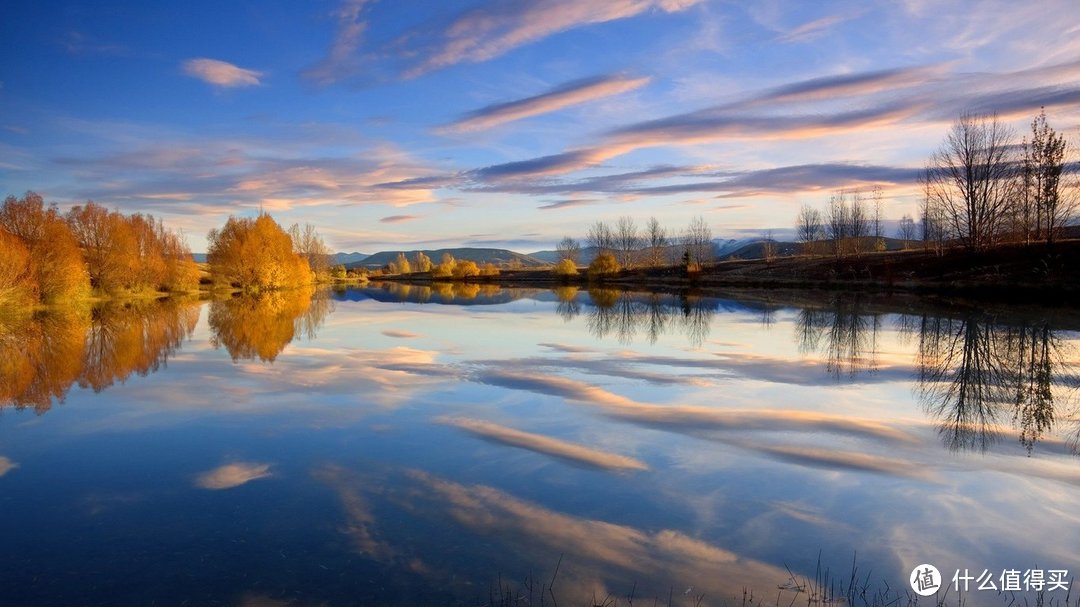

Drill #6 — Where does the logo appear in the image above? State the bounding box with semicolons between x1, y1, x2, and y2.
911;564;941;596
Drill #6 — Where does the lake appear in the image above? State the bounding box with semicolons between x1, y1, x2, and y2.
1;284;1078;607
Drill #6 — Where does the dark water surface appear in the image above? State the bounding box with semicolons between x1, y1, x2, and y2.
1;284;1078;606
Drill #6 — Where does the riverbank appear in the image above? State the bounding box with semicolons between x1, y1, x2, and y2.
375;240;1080;301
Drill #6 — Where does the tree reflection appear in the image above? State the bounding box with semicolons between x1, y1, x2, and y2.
915;314;1078;453
794;298;882;377
208;287;332;362
0;298;199;413
577;288;714;346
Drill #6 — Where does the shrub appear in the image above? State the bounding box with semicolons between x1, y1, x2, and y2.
587;253;620;278
553;258;578;276
452;259;480;278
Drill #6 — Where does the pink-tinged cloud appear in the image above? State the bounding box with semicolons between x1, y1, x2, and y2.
405;0;702;77
440;75;651;133
776;15;849;43
182;58;263;88
195;462;272;489
379;214;420;224
438;416;649;471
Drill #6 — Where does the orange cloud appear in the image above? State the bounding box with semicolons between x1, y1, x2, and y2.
182;58;263;88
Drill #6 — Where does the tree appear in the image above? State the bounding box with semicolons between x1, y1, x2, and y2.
870;187;885;239
553;258;578;277
556;237;581;264
682;215;712;266
795;204;823;255
207;213;311;291
65;202;137;291
452;259;480;278
586;221;614;256
587;252;620;278
897;214;917;243
413;251;433;272
762;229;776;262
825;191;848;258
289;223;332;281
480;262;499;276
645;216;668;267
1021;109;1075;244
614;216;641;269
926;112;1018;250
848;191;870;256
432;253;455;278
394;252;412;274
0;228;36;306
0;192;89;303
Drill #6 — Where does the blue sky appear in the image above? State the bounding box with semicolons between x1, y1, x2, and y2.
2;0;1079;253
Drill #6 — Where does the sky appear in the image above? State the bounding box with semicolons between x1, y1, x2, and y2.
2;0;1080;253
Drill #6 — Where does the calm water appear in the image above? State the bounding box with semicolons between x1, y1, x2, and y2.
1;284;1078;607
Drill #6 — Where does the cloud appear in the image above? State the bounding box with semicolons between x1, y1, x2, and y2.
182;58;263;88
379;214;420;224
0;456;17;477
776;15;849;43
537;198;600;210
381;329;419;339
438;416;649;471
404;0;703;77
475;369;917;444
303;0;372;85
439;75;651;133
195;462;272;489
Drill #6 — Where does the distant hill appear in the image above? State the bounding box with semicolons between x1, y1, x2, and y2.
347;248;548;269
331;252;369;265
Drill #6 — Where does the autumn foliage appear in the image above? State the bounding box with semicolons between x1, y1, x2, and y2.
206;213;313;291
0;192;199;307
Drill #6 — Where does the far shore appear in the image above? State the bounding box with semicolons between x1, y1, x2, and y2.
368;239;1080;300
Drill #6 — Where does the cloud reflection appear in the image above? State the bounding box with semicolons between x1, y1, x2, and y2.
195;462;273;490
438;416;648;471
0;455;17;477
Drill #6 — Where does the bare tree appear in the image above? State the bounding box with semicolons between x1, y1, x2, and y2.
897;214;917;243
614;216;641;269
682;215;713;267
556;236;580;264
826;190;848;258
870;186;885;239
586;220;614;256
645;216;668;267
848;191;870;256
926;112;1018;250
795;204;823;255
762;229;776;262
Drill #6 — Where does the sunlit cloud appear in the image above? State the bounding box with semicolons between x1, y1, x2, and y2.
404;0;703;77
381;329;419;339
0;456;17;477
195;462;272;489
439;75;651;133
182;58;263;88
474;369;918;444
438;416;649;471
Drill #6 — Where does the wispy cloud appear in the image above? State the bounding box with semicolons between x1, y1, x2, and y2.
195;462;272;489
303;0;372;85
776;15;849;43
439;416;649;471
404;0;702;77
60;31;128;56
439;75;651;133
182;58;263;88
0;456;17;477
379;214;421;224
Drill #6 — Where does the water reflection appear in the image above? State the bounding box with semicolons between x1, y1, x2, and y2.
208;287;333;362
0;299;199;413
555;288;716;346
913;313;1080;454
794;299;883;377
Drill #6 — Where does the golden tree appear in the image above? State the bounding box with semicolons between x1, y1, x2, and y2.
207;213;311;291
0;192;89;303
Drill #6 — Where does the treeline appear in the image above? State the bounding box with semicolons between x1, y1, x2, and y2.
1;192;200;306
795;109;1077;258
553;215;714;277
375;251;499;278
